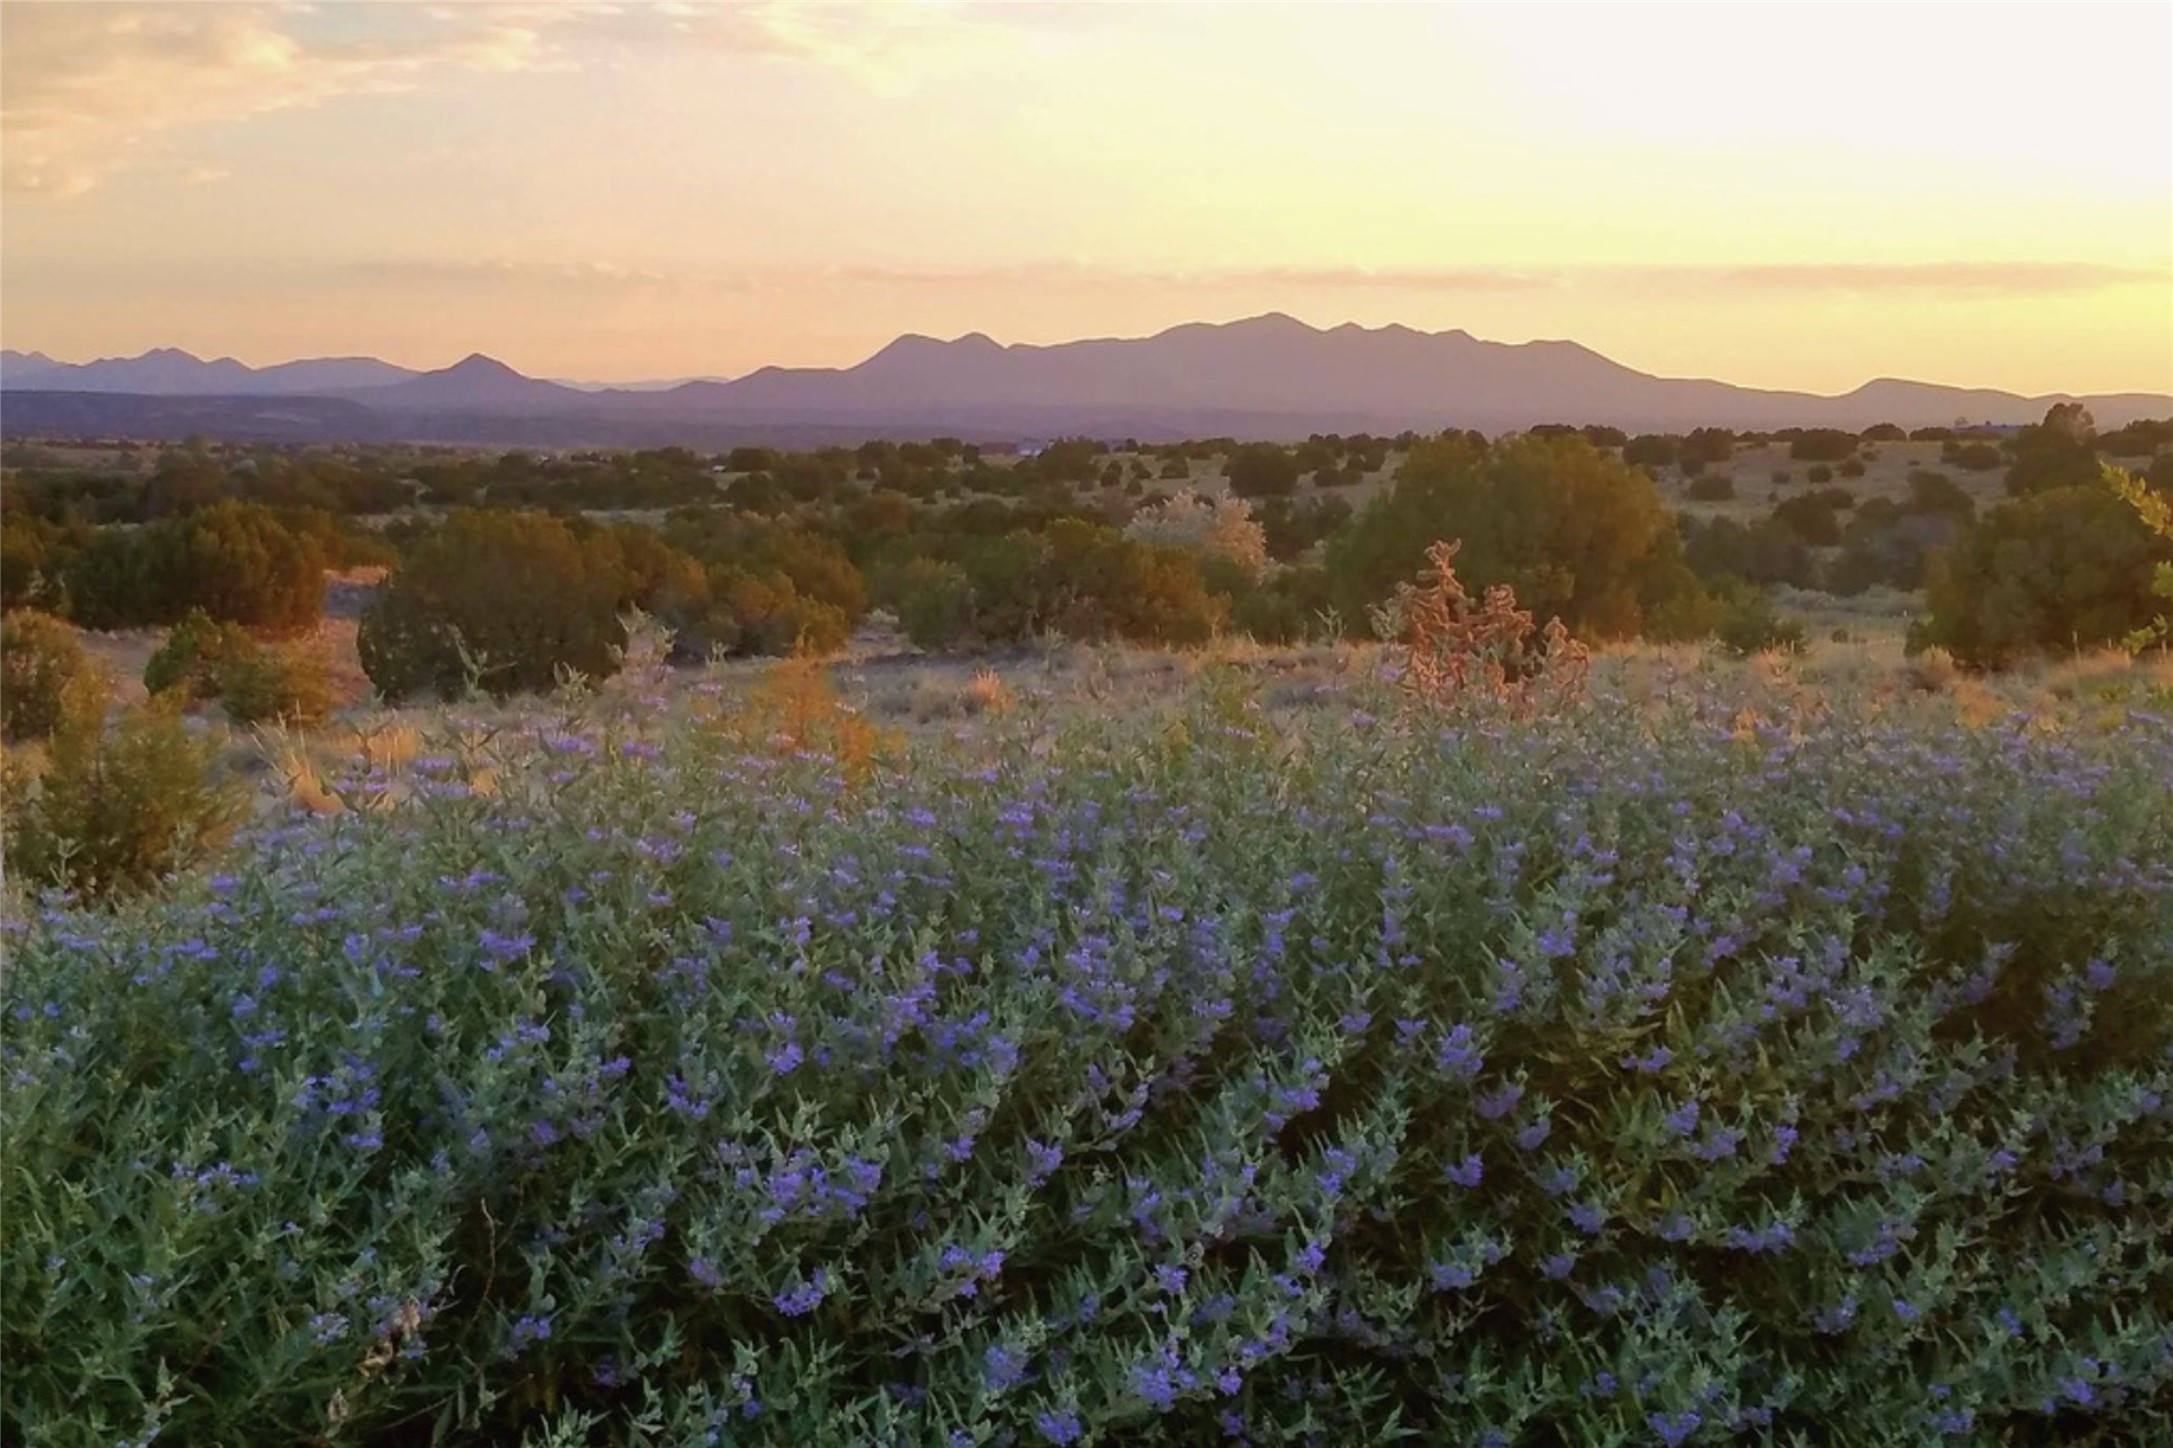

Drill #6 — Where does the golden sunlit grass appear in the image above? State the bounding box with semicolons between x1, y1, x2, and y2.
12;630;2165;851
965;667;1015;717
27;557;2173;830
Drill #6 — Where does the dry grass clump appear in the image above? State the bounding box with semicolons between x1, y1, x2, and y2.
271;745;347;817
2035;648;2152;703
1903;646;1962;694
736;653;894;782
964;667;1015;717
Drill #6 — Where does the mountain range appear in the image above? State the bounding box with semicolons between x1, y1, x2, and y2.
4;315;2166;447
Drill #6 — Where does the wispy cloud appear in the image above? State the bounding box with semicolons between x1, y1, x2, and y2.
340;256;689;292
818;261;1560;293
1697;262;2164;296
1243;266;1558;294
27;247;2156;310
0;1;1026;196
0;2;546;195
798;258;2153;300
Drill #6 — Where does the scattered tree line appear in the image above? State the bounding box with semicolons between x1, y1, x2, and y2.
4;408;2167;705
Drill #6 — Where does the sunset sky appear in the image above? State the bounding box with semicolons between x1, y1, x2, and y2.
3;1;2168;395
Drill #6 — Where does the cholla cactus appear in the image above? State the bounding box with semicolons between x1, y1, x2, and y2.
1124;489;1268;575
1374;539;1588;715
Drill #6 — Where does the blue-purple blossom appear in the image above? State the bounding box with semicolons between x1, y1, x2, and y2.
774;1268;832;1317
1649;1409;1703;1446
1035;1409;1083;1444
1476;1082;1524;1119
984;1342;1028;1391
1437;1023;1484;1079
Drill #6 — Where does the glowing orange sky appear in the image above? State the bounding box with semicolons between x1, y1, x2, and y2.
3;1;2169;395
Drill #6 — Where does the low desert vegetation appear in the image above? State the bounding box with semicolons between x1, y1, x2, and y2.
6;408;2168;713
4;412;2170;1441
3;449;2172;1438
5;617;2170;1443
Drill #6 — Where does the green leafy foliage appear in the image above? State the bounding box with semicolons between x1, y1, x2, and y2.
1;691;237;902
0;508;89;611
1328;433;1700;639
1912;478;2171;666
886;557;975;650
1945;440;2004;473
2005;403;2104;498
1786;429;1857;462
359;510;632;702
1;610;102;742
1770;492;1845;547
217;646;335;727
1710;582;1806;655
142;607;257;703
1228;564;1333;643
64;500;326;632
1223;444;1299;499
2107;463;2173;652
1679;516;1815;590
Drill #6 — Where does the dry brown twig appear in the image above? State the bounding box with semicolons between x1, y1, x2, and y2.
1374;540;1589;716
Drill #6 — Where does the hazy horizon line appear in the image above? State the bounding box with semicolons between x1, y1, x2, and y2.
9;309;2171;402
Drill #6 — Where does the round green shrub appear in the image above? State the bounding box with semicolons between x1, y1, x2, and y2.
890;558;974;651
1;610;103;742
1712;585;1806;655
218;646;335;727
359;510;630;703
143;607;258;704
1;691;235;901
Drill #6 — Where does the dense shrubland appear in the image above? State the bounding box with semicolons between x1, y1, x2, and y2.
4;660;2171;1444
5;410;2169;706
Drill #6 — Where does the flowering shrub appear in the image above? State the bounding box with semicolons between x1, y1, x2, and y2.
5;677;2172;1445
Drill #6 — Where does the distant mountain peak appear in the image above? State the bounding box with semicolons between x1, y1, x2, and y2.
443;352;521;376
865;333;942;359
860;331;1006;371
6;321;2167;441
